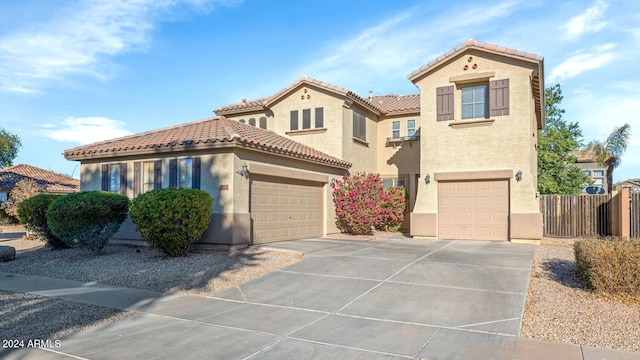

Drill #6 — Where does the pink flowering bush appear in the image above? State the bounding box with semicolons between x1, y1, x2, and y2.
332;173;406;234
377;185;406;232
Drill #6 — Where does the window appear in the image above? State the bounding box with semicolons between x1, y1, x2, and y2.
353;111;366;141
109;164;120;193
0;192;7;203
392;121;400;138
239;119;246;123
581;170;591;176
315;107;324;128
142;161;155;193
290;110;299;130
302;109;311;129
407;120;416;137
592;170;604;177
461;85;487;119
249;118;256;126
593;178;604;185
383;178;405;189
179;158;192;188
259;117;267;129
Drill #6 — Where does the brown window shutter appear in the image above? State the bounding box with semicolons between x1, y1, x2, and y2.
192;157;201;190
133;162;141;197
154;160;162;189
119;163;127;195
490;79;509;116
169;159;177;188
101;164;109;191
436;85;454;121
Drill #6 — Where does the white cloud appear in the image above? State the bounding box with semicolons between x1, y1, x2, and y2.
563;0;609;39
548;44;617;82
39;117;133;144
0;0;238;93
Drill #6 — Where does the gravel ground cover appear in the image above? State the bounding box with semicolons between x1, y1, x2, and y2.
521;237;640;352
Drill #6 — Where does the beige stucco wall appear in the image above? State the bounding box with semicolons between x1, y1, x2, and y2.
411;49;541;240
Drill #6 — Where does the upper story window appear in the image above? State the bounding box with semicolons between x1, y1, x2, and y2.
290;107;324;131
407;120;416;137
179;158;193;189
259;117;267;129
436;79;509;121
353;111;366;141
461;85;487;120
142;161;155;193
392;121;400;138
249;118;256;126
239;119;246;123
109;164;120;193
592;170;604;177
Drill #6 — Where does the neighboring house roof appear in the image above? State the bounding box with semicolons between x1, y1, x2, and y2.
407;39;545;129
0;164;80;193
64;117;352;169
214;76;412;117
613;178;640;188
570;150;597;163
369;94;420;115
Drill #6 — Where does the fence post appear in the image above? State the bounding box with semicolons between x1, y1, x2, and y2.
619;190;630;238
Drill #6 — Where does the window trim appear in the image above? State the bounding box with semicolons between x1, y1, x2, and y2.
392;121;400;139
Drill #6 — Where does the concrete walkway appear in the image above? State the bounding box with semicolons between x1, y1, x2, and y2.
1;237;638;359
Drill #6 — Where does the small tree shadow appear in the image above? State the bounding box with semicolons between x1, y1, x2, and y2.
541;259;586;290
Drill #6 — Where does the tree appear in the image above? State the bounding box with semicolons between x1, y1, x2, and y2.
0;128;21;168
1;178;43;219
537;84;590;194
584;123;631;193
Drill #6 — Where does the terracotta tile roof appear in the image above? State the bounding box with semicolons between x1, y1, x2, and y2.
571;150;596;163
64;117;351;169
369;94;420;115
0;164;80;193
215;76;384;116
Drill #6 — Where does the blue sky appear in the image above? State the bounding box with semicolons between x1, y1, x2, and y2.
1;0;639;182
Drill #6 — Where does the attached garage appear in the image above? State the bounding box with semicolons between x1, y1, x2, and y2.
250;175;324;244
438;180;509;241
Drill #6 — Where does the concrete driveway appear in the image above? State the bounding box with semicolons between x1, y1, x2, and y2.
2;236;634;359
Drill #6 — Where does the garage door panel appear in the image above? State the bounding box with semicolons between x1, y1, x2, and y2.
438;180;508;241
251;176;323;244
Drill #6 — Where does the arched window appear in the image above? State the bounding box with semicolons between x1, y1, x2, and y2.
259;117;267;129
239;119;245;123
249;118;256;126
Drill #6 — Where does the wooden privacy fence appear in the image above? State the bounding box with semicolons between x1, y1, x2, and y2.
631;193;640;238
540;194;612;237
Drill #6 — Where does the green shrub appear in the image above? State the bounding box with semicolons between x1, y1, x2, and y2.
17;194;68;249
574;237;640;296
130;188;212;257
46;191;129;254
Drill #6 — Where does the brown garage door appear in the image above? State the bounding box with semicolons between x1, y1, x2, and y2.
251;175;323;244
438;180;508;240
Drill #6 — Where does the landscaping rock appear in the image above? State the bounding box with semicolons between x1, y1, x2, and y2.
0;245;16;262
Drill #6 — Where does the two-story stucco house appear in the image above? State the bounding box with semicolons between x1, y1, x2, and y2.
64;39;544;247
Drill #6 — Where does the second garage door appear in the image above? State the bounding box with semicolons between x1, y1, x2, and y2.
438;180;509;240
251;175;323;244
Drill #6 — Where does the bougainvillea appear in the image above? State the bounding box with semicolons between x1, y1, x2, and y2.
332;172;406;235
376;185;406;232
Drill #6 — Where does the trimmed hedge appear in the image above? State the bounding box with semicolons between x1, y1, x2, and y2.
46;191;129;254
574;237;640;296
130;188;212;257
17;194;67;249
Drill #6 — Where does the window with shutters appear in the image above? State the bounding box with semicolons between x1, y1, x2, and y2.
353;111;366;141
461;85;487;119
179;158;193;189
142;161;155;193
109;164;120;193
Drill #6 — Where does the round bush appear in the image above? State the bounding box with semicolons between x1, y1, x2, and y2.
17;194;67;249
130;188;213;257
46;191;129;254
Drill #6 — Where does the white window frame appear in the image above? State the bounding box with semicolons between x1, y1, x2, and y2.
392;121;400;138
461;85;487;120
142;161;155;193
407;119;416;137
